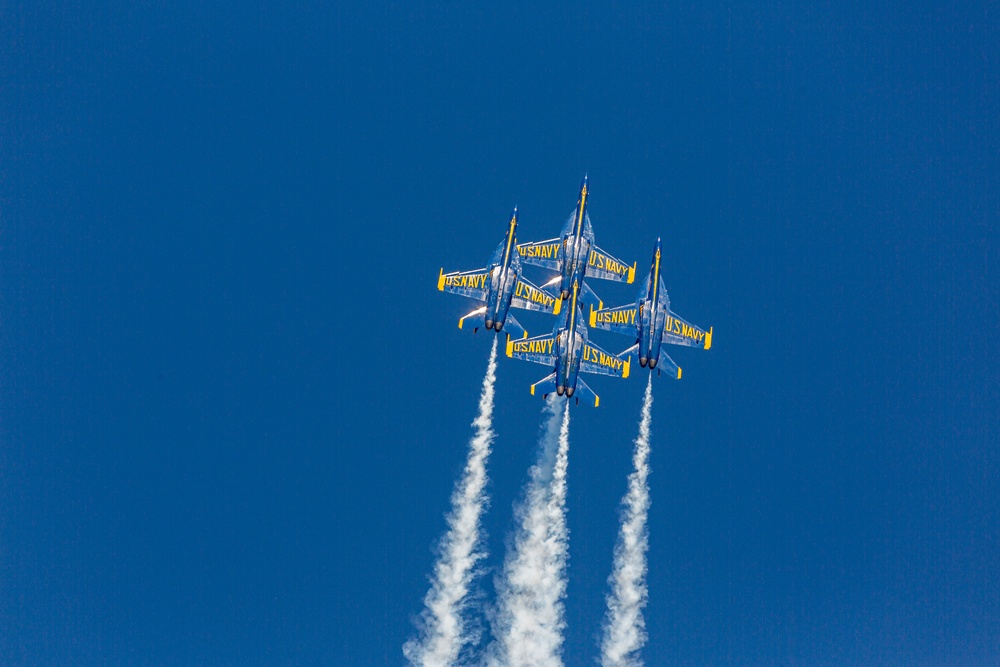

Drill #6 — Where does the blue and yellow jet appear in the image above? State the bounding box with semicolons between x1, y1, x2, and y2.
516;175;636;303
588;238;712;378
506;280;629;407
438;208;562;338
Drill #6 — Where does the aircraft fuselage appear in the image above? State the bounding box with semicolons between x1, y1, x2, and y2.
483;210;521;331
558;176;594;299
553;281;586;396
636;239;669;368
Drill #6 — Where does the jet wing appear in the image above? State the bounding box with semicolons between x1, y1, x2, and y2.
506;334;558;367
588;303;639;336
510;275;562;315
619;343;682;380
580;341;631;379
586;245;636;284
653;347;683;379
663;311;713;350
516;238;562;270
437;268;490;301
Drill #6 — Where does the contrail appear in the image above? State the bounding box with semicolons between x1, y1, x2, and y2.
488;396;571;667
404;338;499;667
601;374;654;667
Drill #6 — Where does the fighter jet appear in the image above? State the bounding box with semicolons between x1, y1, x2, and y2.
588;238;712;378
437;208;562;338
516;175;636;303
506;280;630;407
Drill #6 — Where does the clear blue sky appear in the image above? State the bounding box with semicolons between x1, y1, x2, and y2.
2;2;997;665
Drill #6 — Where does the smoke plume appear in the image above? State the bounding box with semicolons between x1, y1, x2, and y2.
488;397;572;667
404;338;499;667
600;374;654;667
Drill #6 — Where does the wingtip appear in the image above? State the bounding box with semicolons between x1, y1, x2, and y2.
704;326;713;350
437;268;445;291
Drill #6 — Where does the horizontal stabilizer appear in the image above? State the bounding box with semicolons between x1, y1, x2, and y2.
529;372;557;398
501;314;528;340
579;281;603;310
457;306;488;332
654;347;682;380
572;377;600;407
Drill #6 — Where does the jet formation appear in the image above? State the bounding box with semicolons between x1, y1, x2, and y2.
438;176;712;406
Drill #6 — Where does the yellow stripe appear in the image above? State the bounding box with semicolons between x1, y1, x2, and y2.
502;218;515;268
651;253;660;307
569;282;578;333
437;268;445;291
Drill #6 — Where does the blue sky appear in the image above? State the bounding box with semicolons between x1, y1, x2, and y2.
2;2;997;665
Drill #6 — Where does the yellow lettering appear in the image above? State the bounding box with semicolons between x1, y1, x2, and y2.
522;243;559;259
448;273;488;289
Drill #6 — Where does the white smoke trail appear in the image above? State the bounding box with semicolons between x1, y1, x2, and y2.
600;374;654;667
488;397;572;667
404;338;499;667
